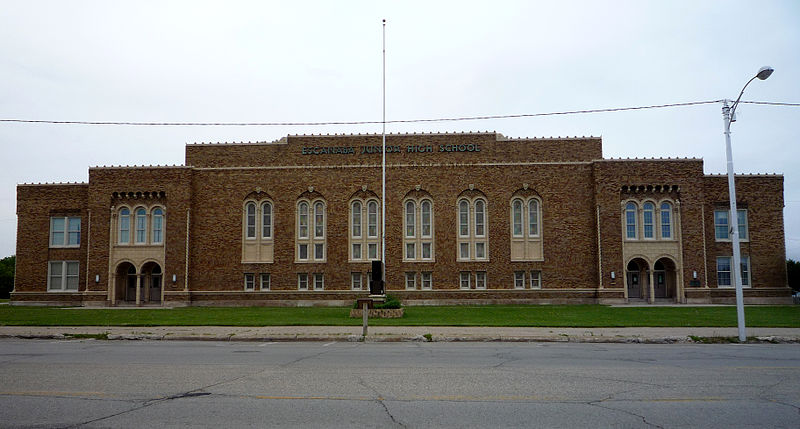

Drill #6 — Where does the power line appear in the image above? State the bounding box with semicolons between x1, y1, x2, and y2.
0;99;796;127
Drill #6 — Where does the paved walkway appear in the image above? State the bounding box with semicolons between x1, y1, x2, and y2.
1;326;799;343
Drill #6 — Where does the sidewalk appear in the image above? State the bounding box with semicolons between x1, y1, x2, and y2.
1;326;799;343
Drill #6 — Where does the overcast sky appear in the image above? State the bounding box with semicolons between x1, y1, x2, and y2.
1;1;799;260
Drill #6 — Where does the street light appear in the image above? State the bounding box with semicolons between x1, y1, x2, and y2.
721;66;773;342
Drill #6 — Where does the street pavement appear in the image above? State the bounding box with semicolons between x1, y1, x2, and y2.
0;340;798;428
1;325;799;343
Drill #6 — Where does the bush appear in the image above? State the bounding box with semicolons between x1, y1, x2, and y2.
0;255;14;299
352;294;402;309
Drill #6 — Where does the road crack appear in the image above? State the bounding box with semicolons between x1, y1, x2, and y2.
356;374;406;428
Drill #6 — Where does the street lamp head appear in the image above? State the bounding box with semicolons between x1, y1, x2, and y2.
756;66;774;80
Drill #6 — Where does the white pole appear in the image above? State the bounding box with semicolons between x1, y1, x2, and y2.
381;19;386;286
722;99;746;342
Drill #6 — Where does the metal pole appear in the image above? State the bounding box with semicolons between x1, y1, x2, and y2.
362;301;369;337
381;19;386;284
722;99;746;342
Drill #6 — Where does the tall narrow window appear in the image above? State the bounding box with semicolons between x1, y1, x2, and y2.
314;202;324;238
660;202;672;239
737;210;748;240
459;200;469;237
716;257;732;287
244;273;255;291
152;208;164;244
405;272;416;290
460;272;471;289
528;200;539;236
421;201;431;237
458;197;488;261
119;208;130;244
512;200;523;236
475;271;486;289
404;196;434;262
643;202;654;239
350;198;380;261
261;202;272;239
260;273;270;290
625;202;637;239
530;270;542;289
298;202;309;239
297;199;326;262
51;217;65;246
351;272;362;290
475;200;485;237
313;273;324;290
421;272;432;290
298;273;308;290
368;201;378;238
246;203;256;239
514;271;525;289
406;201;416;237
135;208;147;244
352;201;362;238
510;196;543;261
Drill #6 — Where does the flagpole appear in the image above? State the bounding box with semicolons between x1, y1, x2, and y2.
381;19;386;289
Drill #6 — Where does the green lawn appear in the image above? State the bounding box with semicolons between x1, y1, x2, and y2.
0;305;798;327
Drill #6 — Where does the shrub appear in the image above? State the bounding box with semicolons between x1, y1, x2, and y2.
352;294;402;309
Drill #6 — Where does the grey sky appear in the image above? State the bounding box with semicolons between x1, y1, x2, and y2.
1;1;799;259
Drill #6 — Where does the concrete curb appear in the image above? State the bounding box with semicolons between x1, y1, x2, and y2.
2;331;799;344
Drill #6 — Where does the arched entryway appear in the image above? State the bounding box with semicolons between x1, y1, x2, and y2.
114;262;138;303
653;257;678;299
626;258;650;301
141;262;163;304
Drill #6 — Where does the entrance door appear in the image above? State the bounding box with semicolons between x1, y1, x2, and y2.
627;272;641;298
150;274;162;302
654;271;667;298
125;266;137;302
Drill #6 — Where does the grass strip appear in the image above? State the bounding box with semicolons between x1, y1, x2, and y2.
0;305;798;327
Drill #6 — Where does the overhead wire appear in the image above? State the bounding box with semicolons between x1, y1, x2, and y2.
0;99;796;127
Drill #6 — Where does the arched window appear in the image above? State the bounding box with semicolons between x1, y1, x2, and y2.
242;198;274;263
660;202;672;239
512;199;523;237
475;200;485;237
297;198;326;262
458;197;488;261
151;208;164;244
528;199;539;236
261;202;272;239
368;201;378;238
349;198;380;261
135;208;147;243
245;202;257;239
421;200;431;237
119;208;130;244
643;202;655;239
625;202;637;239
298;202;309;239
404;196;434;262
510;196;542;261
458;200;469;237
351;201;362;238
314;202;325;238
405;201;416;238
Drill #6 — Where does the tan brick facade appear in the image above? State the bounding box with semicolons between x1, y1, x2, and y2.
12;132;791;306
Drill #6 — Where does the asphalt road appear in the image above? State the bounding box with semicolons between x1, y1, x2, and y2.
0;340;798;428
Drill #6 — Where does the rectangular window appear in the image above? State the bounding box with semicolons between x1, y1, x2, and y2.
260;273;270;290
135;212;146;243
244;273;255;291
119;213;130;244
48;261;79;291
152;214;163;244
313;273;324;290
406;243;415;260
459;271;471;289
475;242;485;259
405;272;416;290
716;257;731;287
298;244;308;260
715;209;748;241
298;273;308;290
351;272;362;290
422;242;432;259
530;270;541;289
421;272;432;290
459;243;469;259
514;271;525;289
475;271;486;289
314;243;324;260
352;243;362;260
368;243;377;260
50;216;80;247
